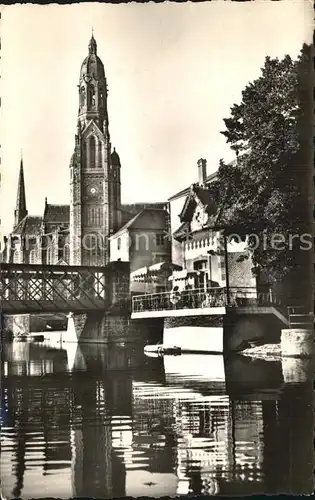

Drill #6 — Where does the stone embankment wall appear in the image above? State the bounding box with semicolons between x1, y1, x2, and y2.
3;313;68;338
4;314;30;338
281;328;314;384
281;328;314;357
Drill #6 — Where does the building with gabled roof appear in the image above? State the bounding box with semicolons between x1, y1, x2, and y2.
168;157;256;292
168;171;218;203
109;207;171;293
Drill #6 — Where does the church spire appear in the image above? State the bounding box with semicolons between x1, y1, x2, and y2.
14;155;28;228
88;31;97;55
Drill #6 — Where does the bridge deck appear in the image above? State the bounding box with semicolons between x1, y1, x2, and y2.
0;261;129;315
132;306;226;319
131;286;289;324
2;299;107;315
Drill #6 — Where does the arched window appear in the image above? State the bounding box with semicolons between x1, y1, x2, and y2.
29;249;37;264
83;141;88;168
89;136;96;168
46;247;52;265
98;141;102;167
99;88;104;107
88;85;95;107
80;86;86;107
13;250;20;263
63;244;70;264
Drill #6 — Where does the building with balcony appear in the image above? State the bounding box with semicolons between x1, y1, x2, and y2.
168;158;256;293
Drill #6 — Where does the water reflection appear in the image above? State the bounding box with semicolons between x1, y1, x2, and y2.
1;340;313;498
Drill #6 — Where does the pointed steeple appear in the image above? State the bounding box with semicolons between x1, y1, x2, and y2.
14;155;28;228
88;31;97;55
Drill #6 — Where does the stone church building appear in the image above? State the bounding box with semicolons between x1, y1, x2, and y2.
2;35;168;269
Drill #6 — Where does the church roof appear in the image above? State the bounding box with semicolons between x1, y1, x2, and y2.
44;204;70;223
80;35;105;83
13;215;43;235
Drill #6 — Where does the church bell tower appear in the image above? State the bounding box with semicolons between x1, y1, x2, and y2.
69;34;121;266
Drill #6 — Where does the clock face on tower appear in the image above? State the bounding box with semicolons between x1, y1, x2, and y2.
88;185;99;199
82;179;103;201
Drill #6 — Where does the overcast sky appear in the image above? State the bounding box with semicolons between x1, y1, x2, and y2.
0;0;312;236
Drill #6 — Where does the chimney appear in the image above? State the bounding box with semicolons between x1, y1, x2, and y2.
197;158;207;185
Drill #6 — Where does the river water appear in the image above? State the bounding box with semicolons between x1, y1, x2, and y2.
1;338;313;498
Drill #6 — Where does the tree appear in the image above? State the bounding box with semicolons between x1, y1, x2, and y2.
218;45;313;305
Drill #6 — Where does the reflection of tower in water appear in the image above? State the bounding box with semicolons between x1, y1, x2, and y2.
70;374;128;498
131;382;178;472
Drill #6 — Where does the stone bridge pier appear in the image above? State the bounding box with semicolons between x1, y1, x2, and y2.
223;313;285;352
69;312;163;345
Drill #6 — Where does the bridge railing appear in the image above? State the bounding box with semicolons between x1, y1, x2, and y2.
132;286;280;314
228;287;283;307
132;287;226;314
0;263;108;313
287;306;314;328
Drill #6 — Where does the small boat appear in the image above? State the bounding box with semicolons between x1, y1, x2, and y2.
15;334;28;342
144;344;182;357
116;342;126;347
31;334;45;342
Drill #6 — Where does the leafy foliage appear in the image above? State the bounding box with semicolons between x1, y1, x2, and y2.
217;45;313;287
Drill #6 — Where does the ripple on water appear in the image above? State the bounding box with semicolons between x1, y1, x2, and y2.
1;342;311;497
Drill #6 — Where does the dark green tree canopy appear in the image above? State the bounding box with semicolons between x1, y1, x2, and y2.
217;44;313;287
